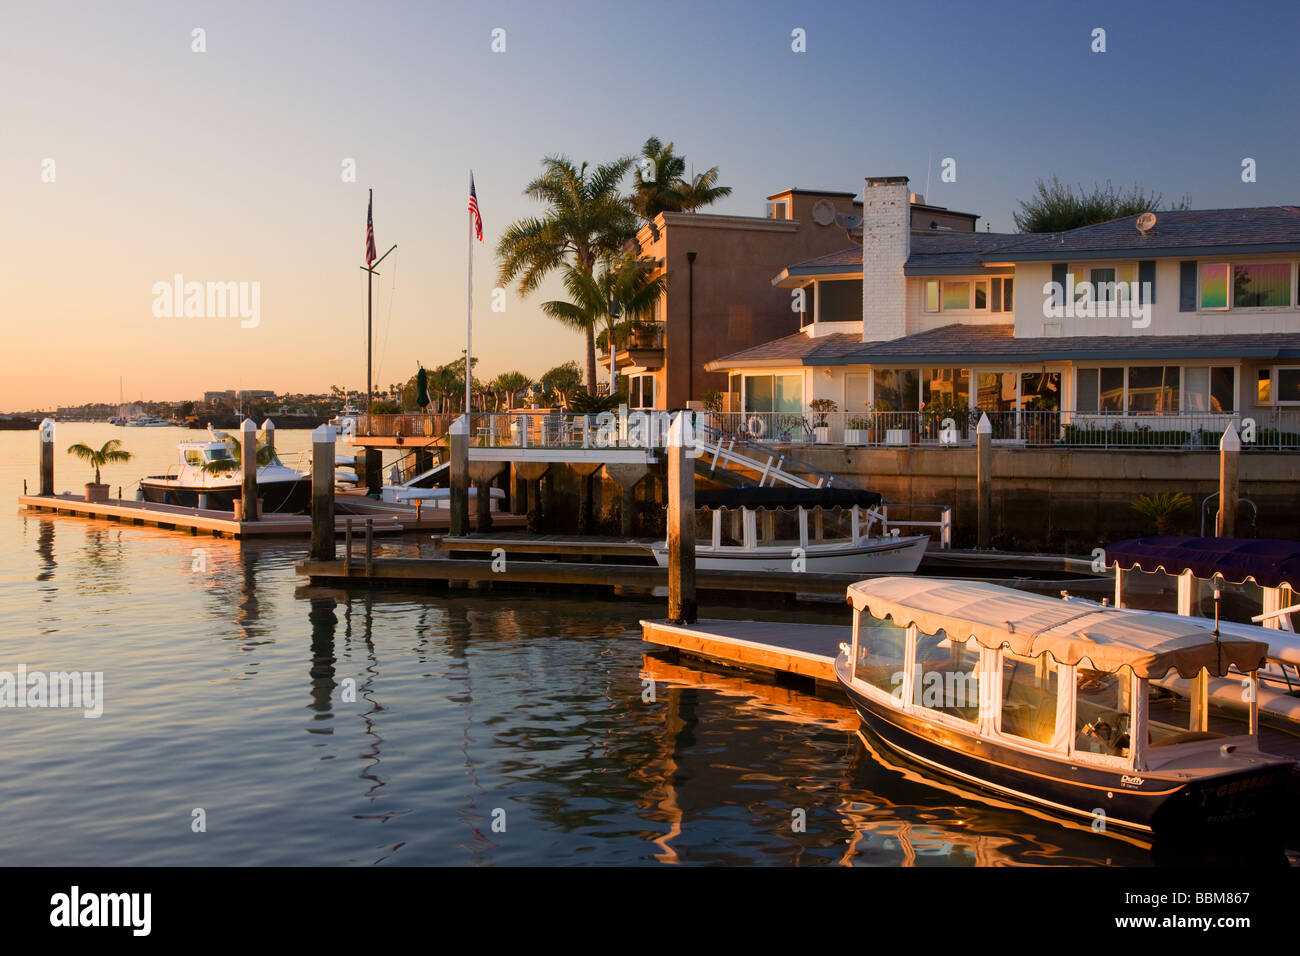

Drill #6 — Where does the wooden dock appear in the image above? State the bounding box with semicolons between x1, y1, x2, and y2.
433;533;656;559
19;493;522;539
296;555;866;595
640;619;846;685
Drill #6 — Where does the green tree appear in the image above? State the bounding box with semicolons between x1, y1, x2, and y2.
67;439;132;485
491;371;534;411
1013;176;1192;233
541;361;583;406
496;155;638;389
633;137;732;226
541;254;666;395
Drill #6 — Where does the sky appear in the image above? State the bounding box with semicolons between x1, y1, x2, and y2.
2;0;1298;411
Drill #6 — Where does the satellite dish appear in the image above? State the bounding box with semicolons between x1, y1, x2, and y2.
1136;212;1157;234
810;198;836;226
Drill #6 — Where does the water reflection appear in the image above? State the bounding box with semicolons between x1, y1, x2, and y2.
306;596;337;728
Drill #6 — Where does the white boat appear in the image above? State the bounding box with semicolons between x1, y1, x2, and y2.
127;416;172;427
837;576;1294;834
328;404;361;434
650;487;929;574
139;435;310;513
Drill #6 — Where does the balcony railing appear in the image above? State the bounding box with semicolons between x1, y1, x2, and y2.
705;409;1300;451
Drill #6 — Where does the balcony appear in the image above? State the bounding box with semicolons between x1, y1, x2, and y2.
597;323;665;371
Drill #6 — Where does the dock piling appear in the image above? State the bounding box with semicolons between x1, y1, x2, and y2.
365;518;374;576
310;425;336;561
345;518;353;570
39;418;54;496
666;414;697;625
976;413;992;549
449;415;470;536
364;448;382;498
1218;423;1240;537
261;418;276;460
240;417;260;522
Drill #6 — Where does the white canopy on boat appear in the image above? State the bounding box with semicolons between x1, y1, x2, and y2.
846;577;1269;679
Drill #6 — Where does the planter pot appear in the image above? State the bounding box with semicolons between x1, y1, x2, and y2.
814;426;830;444
84;482;110;503
884;428;911;446
844;429;869;446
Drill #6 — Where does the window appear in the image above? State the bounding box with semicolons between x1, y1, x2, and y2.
818;279;862;323
942;281;970;310
628;375;655;409
1233;263;1292;308
1200;263;1230;310
184;450;204;466
1184;366;1236;412
1126;366;1180;412
1099;369;1124;411
924;280;940;312
921;368;968;409
913;630;982;723
989;277;1014;313
1280;368;1300;404
1075;667;1133;759
974;280;988;310
1000;651;1059;745
766;200;789;220
854;616;908;696
1090;268;1117;304
1020;372;1060;411
743;374;802;413
873;368;920;412
1076;368;1098;413
976;372;1017;413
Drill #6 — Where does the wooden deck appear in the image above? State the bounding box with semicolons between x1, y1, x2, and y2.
433;533;656;559
640;618;847;684
19;493;521;539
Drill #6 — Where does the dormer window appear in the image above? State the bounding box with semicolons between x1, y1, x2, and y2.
766;200;790;220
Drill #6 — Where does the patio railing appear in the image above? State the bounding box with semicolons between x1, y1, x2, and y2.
705;409;1300;451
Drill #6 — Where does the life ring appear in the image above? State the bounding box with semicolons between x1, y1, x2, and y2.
746;415;766;438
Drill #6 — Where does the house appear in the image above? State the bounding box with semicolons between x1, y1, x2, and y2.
707;176;1300;445
605;186;979;410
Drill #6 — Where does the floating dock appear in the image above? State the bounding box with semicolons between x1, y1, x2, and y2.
19;493;522;539
640;619;846;685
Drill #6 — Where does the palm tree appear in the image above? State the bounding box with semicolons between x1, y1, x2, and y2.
633;137;687;228
497;155;638;389
67;439;133;485
542;255;667;395
492;371;534;411
678;166;732;212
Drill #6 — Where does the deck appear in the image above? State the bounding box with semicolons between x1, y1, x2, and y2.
640;618;847;684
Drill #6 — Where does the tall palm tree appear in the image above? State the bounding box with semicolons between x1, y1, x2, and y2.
542;255;667;396
633;137;687;229
496;155;638;389
678;166;733;212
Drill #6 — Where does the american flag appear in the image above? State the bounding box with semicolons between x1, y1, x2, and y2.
468;175;483;242
365;194;377;266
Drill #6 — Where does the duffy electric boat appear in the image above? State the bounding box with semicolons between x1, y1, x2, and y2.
836;577;1292;834
651;487;929;575
140;438;311;513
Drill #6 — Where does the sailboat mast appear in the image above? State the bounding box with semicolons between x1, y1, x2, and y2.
367;187;373;415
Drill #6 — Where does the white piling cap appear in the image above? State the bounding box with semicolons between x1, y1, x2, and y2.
976;413;992;434
240;417;258;432
449;415;469;435
312;424;337;443
261;418;275;431
1220;422;1241;452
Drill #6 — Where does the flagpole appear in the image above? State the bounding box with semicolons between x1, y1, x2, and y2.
466;171;473;419
367;186;373;415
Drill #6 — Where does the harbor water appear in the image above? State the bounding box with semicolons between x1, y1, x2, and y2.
0;425;1236;865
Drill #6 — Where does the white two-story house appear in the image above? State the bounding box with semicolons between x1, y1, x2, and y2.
707;176;1300;446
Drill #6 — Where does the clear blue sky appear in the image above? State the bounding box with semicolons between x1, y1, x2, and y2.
3;0;1298;408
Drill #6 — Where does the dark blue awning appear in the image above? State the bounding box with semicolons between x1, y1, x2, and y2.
1107;536;1300;590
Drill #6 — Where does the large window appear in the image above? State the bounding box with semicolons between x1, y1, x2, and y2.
628;375;655;410
818;279;862;323
1020;372;1061;411
1126;366;1180;412
1258;367;1300;405
1000;651;1059;745
1075;667;1132;759
873;368;921;412
854;616;908;696
913;630;982;723
976;372;1018;413
921;368;968;409
1201;262;1294;310
743;374;802;413
924;278;1010;313
1184;367;1236;412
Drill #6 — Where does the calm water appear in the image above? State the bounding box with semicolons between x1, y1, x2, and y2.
0;424;1168;865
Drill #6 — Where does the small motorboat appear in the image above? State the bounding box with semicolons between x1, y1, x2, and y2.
127;415;173;427
651;487;929;574
836;576;1293;834
140;436;310;513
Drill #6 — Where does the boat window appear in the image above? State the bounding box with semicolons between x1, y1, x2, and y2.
206;448;233;461
714;508;744;547
1116;567;1180;614
854;616;908;696
1074;666;1132;759
1000;651;1059;744
1146;678;1232;748
1194;574;1265;626
912;630;981;723
184;450;204;466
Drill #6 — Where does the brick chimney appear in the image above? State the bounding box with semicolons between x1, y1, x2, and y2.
861;176;910;342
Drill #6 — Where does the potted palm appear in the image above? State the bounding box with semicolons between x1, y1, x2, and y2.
809;399;837;443
67;439;132;503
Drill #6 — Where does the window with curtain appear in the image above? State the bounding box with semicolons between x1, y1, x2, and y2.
1232;263;1292;308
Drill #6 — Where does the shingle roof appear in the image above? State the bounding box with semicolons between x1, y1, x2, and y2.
993;206;1300;260
709;324;1300;370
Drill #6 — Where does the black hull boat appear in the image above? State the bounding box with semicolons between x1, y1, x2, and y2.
139;433;313;515
839;666;1288;833
837;576;1294;836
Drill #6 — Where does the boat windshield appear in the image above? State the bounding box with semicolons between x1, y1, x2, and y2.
1075;667;1134;758
206;448;233;461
